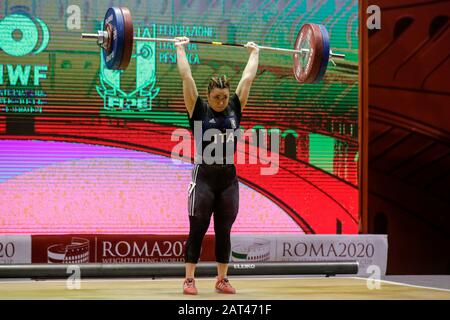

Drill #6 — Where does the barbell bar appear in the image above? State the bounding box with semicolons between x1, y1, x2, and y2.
81;32;345;58
81;6;346;83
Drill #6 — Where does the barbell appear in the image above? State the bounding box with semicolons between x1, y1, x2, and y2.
81;7;345;84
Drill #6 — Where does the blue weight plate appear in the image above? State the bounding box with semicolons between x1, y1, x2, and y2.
102;7;125;70
314;24;330;83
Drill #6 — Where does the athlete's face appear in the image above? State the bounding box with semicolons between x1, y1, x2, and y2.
207;88;230;112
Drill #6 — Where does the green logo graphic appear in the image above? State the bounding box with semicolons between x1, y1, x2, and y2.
0;13;49;114
97;26;160;114
0;14;50;56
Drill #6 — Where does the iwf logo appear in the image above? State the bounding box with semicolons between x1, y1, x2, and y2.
97;26;160;113
0;11;49;113
0;13;50;57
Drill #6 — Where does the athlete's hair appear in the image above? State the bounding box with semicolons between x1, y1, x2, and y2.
208;75;231;94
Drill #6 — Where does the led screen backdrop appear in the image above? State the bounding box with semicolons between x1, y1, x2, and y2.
0;0;359;235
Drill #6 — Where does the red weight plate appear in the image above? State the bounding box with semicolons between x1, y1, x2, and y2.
314;24;330;83
293;23;324;84
118;7;134;70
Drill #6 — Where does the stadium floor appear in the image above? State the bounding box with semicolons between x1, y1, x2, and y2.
0;276;449;299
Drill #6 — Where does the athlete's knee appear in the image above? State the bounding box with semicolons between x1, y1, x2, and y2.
214;213;237;235
189;215;211;234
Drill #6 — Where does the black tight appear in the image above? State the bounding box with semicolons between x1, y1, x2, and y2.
185;164;239;264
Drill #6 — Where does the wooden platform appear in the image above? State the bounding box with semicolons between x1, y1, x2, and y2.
1;277;449;299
